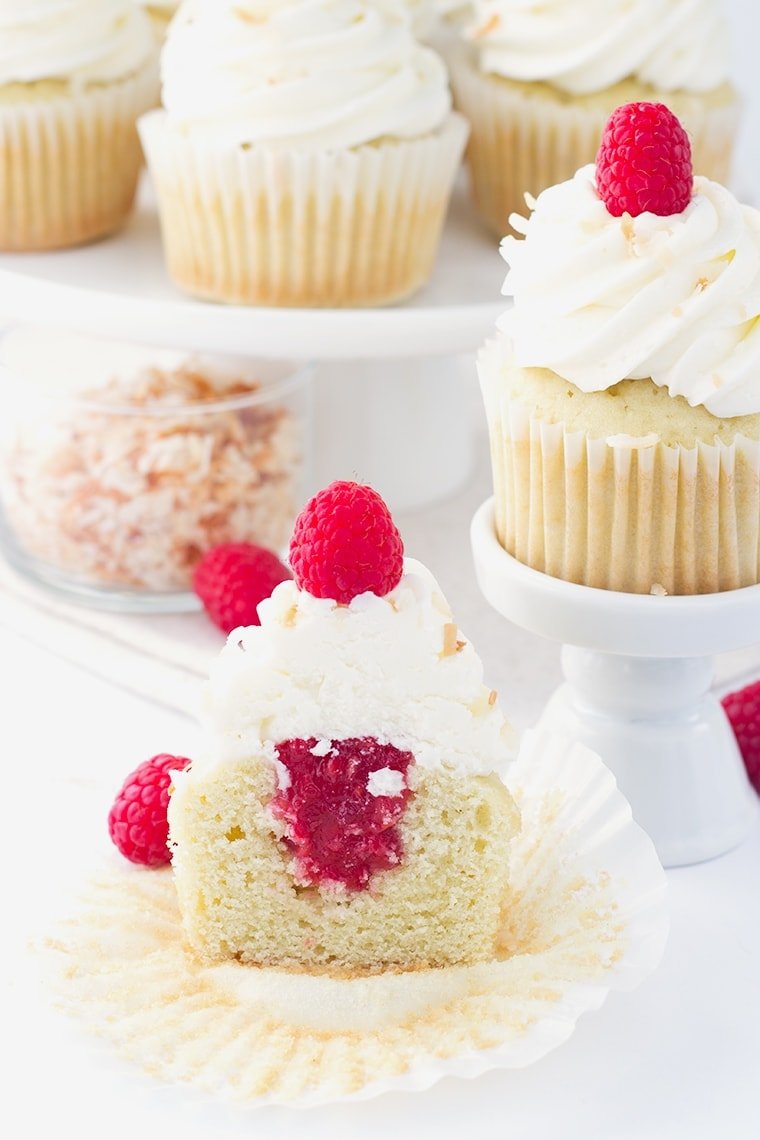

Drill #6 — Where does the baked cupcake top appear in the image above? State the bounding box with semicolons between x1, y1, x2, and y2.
202;482;512;776
498;103;760;419
468;0;730;95
161;0;452;149
0;0;155;86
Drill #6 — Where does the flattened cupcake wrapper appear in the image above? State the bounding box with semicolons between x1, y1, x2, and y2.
480;341;760;596
0;63;159;252
450;53;741;237
39;729;667;1105
138;111;469;307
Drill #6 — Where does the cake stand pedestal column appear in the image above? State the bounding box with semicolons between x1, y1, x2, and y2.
470;499;760;868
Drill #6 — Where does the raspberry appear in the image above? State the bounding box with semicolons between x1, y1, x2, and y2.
193;543;291;634
108;753;192;866
270;737;414;890
722;681;760;794
289;481;404;604
595;102;693;218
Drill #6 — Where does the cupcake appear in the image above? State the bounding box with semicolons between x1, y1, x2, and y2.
451;0;740;236
479;103;760;596
0;1;158;251
134;1;179;43
168;482;518;970
139;0;469;307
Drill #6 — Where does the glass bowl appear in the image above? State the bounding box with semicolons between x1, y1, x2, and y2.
0;328;313;612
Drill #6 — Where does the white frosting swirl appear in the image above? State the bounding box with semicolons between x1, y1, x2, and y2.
0;0;155;85
498;166;760;419
161;0;452;149
469;0;730;95
203;558;514;776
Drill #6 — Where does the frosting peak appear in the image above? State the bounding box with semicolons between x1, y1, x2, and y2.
161;0;452;150
498;166;760;418
203;559;513;776
469;0;731;95
0;1;155;86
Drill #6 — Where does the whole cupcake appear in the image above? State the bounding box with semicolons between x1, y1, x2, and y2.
0;0;158;251
451;0;740;236
139;0;469;308
479;103;760;596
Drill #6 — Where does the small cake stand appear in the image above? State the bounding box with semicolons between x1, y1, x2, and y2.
471;499;760;868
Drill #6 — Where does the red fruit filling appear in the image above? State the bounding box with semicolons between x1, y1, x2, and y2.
270;737;414;890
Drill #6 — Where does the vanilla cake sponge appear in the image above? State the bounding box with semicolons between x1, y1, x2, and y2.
169;553;519;973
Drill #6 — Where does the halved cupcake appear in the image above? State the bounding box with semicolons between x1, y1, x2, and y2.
169;482;519;971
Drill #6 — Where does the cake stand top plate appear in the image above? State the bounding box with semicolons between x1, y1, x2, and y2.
0;177;505;361
471;500;760;659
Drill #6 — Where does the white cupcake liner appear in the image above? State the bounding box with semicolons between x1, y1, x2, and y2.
450;52;741;236
0;62;159;251
139;111;469;307
480;340;760;595
40;728;668;1106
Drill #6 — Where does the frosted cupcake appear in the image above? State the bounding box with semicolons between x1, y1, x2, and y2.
451;0;740;236
139;0;468;307
479;103;760;596
0;1;158;251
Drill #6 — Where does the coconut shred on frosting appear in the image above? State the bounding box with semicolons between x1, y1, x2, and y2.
201;559;512;776
469;0;730;95
498;166;760;418
160;0;452;150
0;0;155;86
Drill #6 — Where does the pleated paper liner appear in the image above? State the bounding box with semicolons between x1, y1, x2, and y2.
0;62;159;252
480;340;760;596
138;111;469;307
449;52;740;237
40;729;668;1106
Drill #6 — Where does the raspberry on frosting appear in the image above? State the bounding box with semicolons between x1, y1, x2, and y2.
596;102;693;218
288;481;404;604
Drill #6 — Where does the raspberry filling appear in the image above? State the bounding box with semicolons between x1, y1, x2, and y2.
270;737;414;891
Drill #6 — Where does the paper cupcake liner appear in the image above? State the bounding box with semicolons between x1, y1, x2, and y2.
39;728;668;1106
480;341;760;595
450;54;741;236
138;111;469;307
0;64;159;251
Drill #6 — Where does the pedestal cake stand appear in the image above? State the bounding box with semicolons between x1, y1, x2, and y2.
471;499;759;868
0;178;504;511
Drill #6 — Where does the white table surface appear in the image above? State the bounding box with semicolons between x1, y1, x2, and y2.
6;1;760;1134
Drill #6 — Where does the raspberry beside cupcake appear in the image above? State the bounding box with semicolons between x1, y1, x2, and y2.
139;0;469;307
451;0;740;236
479;103;760;596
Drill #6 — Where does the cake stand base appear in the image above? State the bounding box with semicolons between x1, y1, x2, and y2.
471;500;759;868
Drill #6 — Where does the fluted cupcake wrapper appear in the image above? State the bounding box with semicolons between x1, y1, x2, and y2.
139;111;469;307
480;341;760;596
450;53;741;237
0;63;159;252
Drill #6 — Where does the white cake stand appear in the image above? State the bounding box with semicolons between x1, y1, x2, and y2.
471;499;759;868
0;177;504;511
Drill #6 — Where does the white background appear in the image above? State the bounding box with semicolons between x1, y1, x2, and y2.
6;2;760;1138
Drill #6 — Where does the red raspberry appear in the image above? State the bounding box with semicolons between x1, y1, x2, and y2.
108;753;192;866
193;543;291;634
722;681;760;794
596;102;693;218
289;481;404;604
